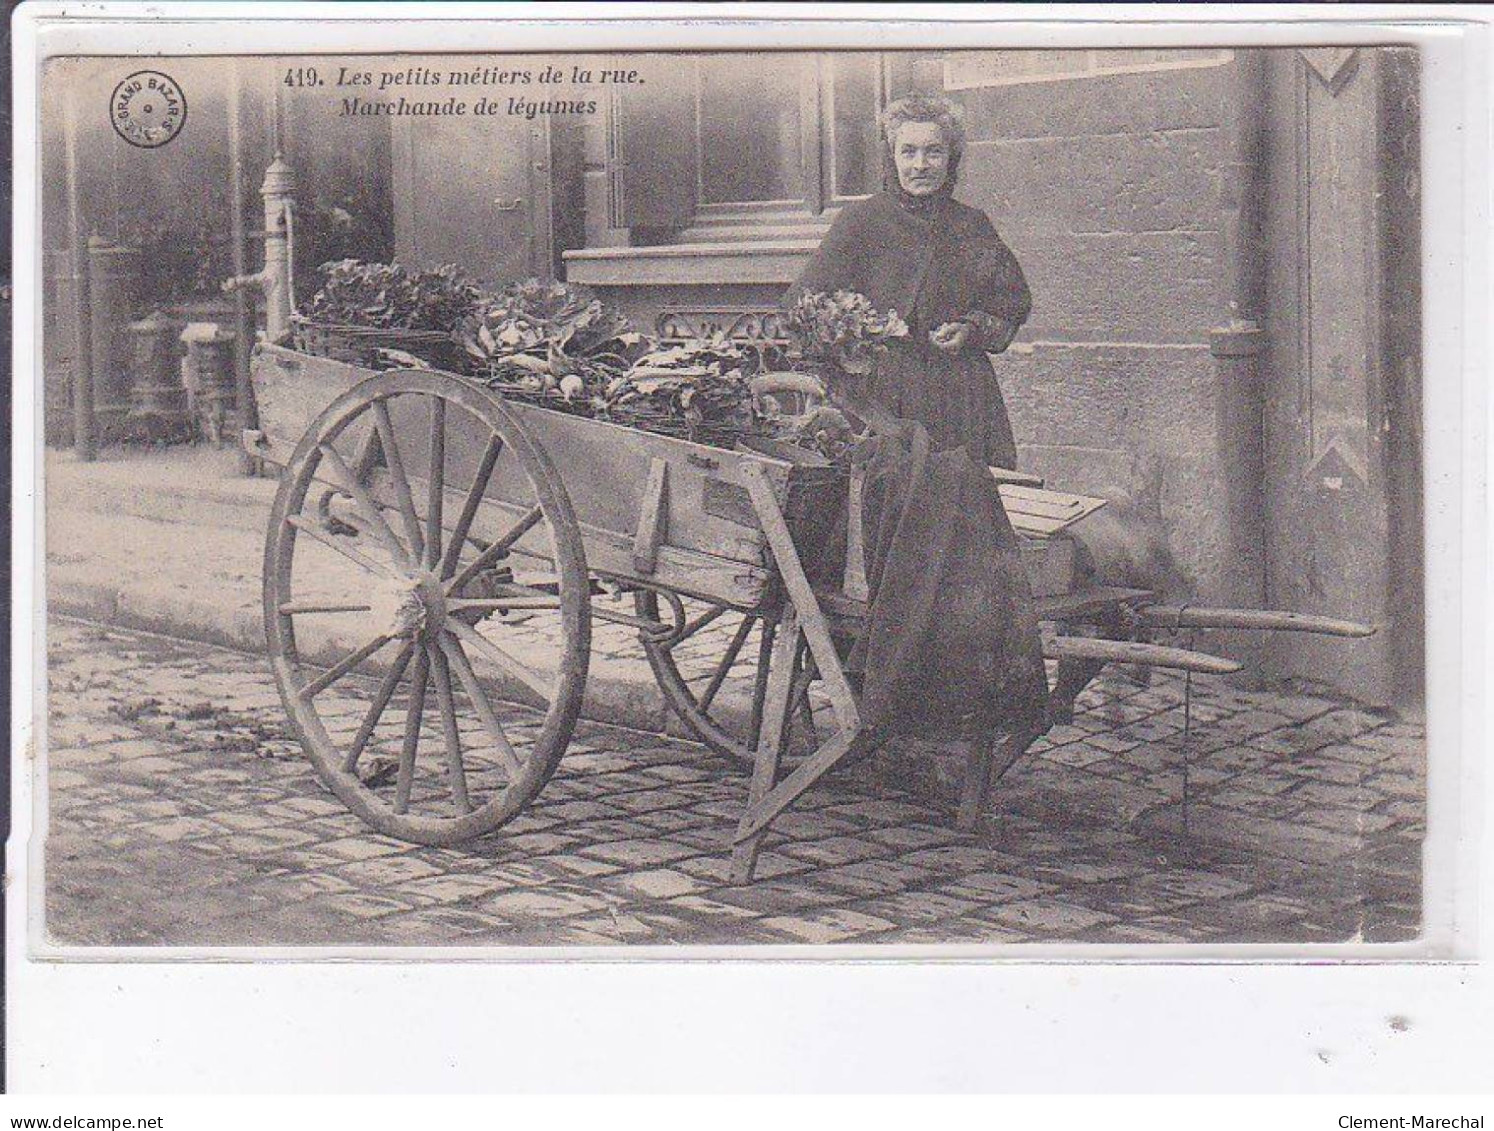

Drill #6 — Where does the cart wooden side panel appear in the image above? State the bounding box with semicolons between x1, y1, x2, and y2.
250;344;840;609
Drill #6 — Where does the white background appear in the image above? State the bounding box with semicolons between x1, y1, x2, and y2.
7;2;1491;1093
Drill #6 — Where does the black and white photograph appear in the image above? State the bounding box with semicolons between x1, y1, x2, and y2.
32;43;1430;951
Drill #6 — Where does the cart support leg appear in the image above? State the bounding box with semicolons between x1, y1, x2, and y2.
956;743;993;832
956;726;1038;832
729;464;871;878
731;609;802;884
1050;656;1106;726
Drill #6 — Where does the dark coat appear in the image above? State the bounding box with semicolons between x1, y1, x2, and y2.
790;190;1050;741
789;189;1031;468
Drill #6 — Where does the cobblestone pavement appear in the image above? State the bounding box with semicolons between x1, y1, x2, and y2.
42;617;1424;948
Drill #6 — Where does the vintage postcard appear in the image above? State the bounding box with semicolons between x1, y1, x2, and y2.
26;34;1434;954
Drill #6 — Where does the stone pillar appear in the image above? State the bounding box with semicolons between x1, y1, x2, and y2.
1260;48;1400;704
182;323;238;444
1209;51;1271;676
125;310;191;441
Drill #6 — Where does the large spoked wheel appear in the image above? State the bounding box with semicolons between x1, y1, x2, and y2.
265;369;591;846
635;593;827;766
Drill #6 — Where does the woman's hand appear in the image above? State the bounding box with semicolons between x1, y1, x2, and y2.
929;321;971;355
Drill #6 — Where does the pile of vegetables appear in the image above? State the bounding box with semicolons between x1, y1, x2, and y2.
459;278;647;408
301;259;482;331
299;261;904;454
602;336;757;444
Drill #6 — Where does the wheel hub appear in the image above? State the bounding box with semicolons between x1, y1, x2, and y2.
370;570;447;640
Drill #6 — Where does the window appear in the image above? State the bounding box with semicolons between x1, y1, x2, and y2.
698;57;807;206
565;51;906;286
692;53;886;211
613;52;899;235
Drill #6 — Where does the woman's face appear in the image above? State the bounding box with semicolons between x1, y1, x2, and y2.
891;120;951;196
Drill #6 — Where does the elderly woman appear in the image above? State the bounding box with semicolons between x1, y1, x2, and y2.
792;94;1031;469
790;94;1049;756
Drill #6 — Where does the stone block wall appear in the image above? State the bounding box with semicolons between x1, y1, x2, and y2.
951;57;1244;605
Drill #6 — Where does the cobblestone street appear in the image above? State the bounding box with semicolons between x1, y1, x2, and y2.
42;616;1424;948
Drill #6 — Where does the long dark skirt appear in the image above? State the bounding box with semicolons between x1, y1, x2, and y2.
809;422;1050;743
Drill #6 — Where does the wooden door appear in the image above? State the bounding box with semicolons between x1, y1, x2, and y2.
1260;48;1421;705
391;112;555;285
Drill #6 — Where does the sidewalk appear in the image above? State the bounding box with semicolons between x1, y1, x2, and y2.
44;445;677;733
42;445;1426;873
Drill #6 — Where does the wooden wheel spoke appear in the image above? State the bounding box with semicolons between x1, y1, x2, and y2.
448;506;544;594
270;370;592;846
440;634;524;778
427;642;473;816
695;614;756;712
372;399;426;563
747;617;778;753
342;641;416;773
446;620;552;700
301;632;393;700
440;435;505;580
285;514;398;578
447;596;562;613
278;601;375;616
317;442;411;568
425;397;446;570
393;647;431;814
678;604;728;643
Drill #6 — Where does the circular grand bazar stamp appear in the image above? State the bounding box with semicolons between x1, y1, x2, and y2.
111;70;187;148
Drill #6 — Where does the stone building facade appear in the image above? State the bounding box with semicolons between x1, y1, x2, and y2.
397;48;1422;705
44;48;1424;707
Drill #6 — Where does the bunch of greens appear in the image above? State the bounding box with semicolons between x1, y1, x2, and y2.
302;260;482;331
784;289;909;374
461;280;640;367
603;335;758;443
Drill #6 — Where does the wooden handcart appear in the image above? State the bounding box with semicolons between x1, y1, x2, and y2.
248;342;1374;882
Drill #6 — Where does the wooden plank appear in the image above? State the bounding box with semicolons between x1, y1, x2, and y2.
733;728;866;842
1006;513;1072;538
251;344;369;454
1044;635;1243;675
997;482;1108;536
743;463;860;730
1136;605;1376;637
1002;495;1087;521
1000;483;1107;511
818;581;1154;628
498;395;800;565
254;344;826;576
988;467;1045;487
367;468;776;610
632;457;669;575
956;743;994;832
1034;586;1153;623
842;464;870;603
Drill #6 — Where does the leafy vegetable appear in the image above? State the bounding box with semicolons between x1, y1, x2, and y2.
460;279;640;368
601;335;758;444
784;289;909;375
302;267;836;452
302;259;482;331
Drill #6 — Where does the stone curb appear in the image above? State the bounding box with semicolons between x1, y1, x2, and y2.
49;574;673;736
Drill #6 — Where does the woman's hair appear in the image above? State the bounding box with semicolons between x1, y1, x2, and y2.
879;93;966;188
